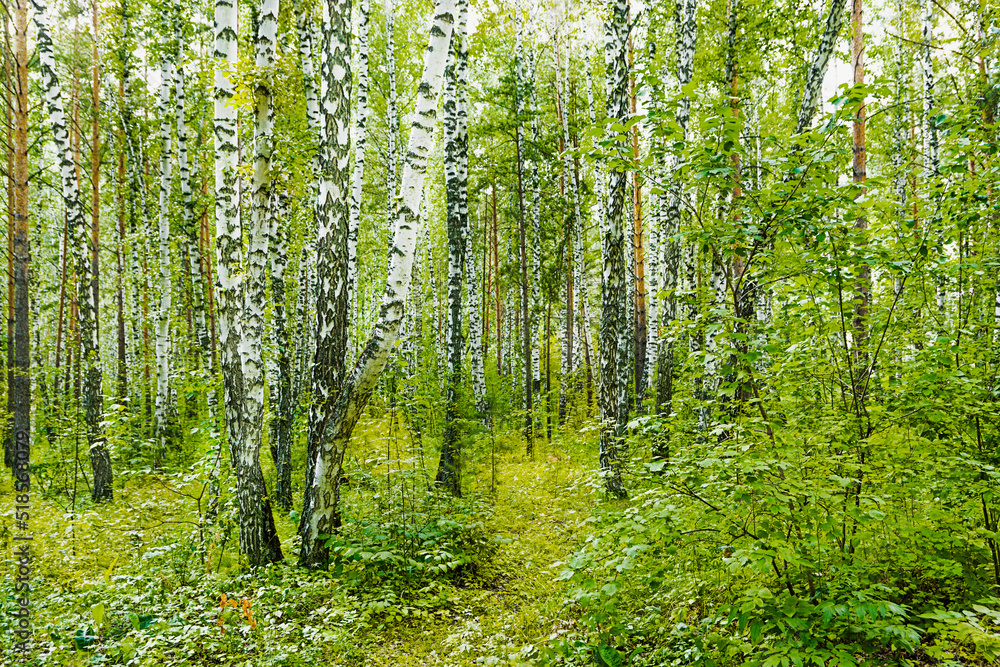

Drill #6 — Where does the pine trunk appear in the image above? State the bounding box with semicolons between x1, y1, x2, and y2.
9;0;28;469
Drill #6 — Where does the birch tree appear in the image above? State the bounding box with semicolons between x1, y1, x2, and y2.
154;24;174;459
299;0;456;568
269;193;293;510
514;4;533;456
653;0;696;455
34;0;111;500
436;0;468;494
600;0;630;499
213;0;283;566
796;0;849;134
300;0;353;540
348;0;370;311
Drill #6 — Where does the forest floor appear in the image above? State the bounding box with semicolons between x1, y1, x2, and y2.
0;412;604;666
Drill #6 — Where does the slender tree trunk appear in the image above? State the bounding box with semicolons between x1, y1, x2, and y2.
213;0;283;566
269;193;293;510
8;0;28;469
154;29;174;460
91;0;101;414
34;0;110;499
514;7;533;456
437;0;469;493
4;8;15;466
299;0;354;565
600;0;629;499
348;0;369;315
467;210;488;422
921;0;942;316
653;0;696;452
796;0;849;134
851;0;869;397
175;3;209;371
116;118;128;402
385;0;398;225
529;50;541;396
556;75;573;424
629;34;647;408
299;0;455;568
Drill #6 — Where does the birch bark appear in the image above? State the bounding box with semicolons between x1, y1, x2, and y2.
299;0;456;568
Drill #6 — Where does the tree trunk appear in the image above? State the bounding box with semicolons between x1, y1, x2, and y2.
654;0;696;453
154;30;174;460
796;0;848;134
299;0;455;568
629;34;647;408
34;0;110;500
850;0;869;399
8;0;28;470
269;193;293;511
213;0;283;566
600;0;630;499
348;0;369;315
437;0;469;493
299;0;354;566
514;7;533;456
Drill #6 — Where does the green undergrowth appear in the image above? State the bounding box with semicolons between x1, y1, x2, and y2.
534;411;1000;667
0;413;600;666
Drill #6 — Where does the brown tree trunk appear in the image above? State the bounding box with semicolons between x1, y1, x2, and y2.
629;35;646;408
851;0;869;400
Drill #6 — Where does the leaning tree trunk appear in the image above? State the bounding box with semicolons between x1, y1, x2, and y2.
299;0;456;569
213;0;283;567
600;0;629;499
34;0;111;500
298;0;354;564
154;33;174;462
796;0;848;134
436;0;468;495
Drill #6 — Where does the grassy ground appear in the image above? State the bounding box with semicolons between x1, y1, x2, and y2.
0;412;602;666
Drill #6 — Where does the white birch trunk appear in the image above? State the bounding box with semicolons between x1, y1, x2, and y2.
600;0;629;499
437;0;468;492
348;0;370;313
796;0;849;133
34;0;112;499
155;39;174;459
299;0;456;568
529;48;541;392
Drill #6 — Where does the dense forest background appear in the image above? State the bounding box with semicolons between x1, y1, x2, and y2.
1;0;1000;663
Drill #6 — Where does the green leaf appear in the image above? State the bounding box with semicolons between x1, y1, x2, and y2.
594;643;624;667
